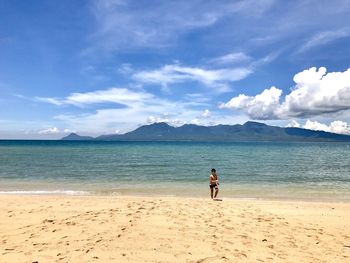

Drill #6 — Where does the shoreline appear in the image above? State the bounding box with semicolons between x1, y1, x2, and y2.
0;191;350;204
2;193;350;204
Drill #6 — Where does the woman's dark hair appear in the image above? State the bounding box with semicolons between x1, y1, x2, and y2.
211;168;216;172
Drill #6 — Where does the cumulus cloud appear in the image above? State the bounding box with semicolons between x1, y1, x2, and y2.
285;119;350;135
328;120;350;135
303;120;330;132
219;86;282;119
133;64;252;92
279;67;350;118
303;120;350;135
221;67;350;119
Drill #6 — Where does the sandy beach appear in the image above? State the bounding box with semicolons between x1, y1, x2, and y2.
0;195;349;263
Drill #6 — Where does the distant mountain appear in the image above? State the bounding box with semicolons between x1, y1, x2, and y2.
61;133;94;141
61;121;350;142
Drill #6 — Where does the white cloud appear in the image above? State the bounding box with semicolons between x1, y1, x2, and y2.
279;67;350;118
56;106;211;134
221;67;350;119
146;114;184;127
220;86;282;119
40;86;212;133
0;119;75;139
65;88;153;106
145;108;245;128
209;52;252;65
41;85;247;133
202;109;210;117
36;97;62;106
37;87;154;107
299;28;350;52
38;127;60;134
285;119;350;135
36;127;73;135
190;118;201;125
303;120;330;132
88;0;275;52
130;50;278;93
133;64;252;92
286;120;300;128
303;120;350;135
63;129;74;133
328;120;350;135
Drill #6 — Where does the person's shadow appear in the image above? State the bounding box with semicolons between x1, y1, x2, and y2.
213;198;222;201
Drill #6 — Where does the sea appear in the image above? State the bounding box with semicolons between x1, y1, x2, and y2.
0;140;349;201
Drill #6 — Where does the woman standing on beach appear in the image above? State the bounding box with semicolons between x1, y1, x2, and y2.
209;168;219;199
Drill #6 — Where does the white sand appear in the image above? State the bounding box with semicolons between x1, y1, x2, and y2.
0;195;349;262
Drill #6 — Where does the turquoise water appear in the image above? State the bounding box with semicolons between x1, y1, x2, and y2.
0;140;349;200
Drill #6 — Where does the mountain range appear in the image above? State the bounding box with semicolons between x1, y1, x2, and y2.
61;121;350;142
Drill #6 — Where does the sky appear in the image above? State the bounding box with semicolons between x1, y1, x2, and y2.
1;0;350;139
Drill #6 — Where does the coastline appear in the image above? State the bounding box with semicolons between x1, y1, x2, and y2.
1;195;349;262
1;183;350;203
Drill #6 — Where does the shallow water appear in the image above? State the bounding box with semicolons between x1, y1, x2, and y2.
0;140;349;200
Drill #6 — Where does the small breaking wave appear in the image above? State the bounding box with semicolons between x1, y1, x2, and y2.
0;190;90;195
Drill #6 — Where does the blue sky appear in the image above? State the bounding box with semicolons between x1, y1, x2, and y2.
1;0;350;138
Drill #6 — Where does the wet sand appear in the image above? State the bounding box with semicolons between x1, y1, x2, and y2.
0;195;349;262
